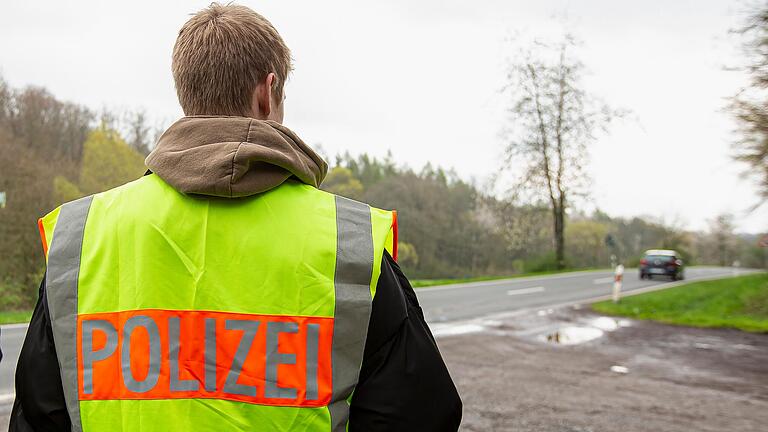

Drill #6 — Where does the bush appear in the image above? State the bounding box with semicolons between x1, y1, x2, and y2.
524;252;564;273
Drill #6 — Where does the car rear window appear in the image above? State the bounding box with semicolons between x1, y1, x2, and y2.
645;255;675;262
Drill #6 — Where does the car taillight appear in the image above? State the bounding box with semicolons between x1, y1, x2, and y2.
668;259;678;267
640;258;647;265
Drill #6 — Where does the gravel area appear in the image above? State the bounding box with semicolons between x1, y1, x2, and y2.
438;307;768;432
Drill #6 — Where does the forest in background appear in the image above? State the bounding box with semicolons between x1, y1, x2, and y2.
0;76;151;309
322;154;767;278
0;75;765;310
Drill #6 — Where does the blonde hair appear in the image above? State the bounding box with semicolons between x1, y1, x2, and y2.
172;2;292;116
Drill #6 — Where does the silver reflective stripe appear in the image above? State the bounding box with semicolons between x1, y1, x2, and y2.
46;195;93;432
121;315;162;393
223;319;260;397
204;318;217;392
81;320;118;394
329;196;374;431
305;323;320;401
169;317;200;392
265;321;298;399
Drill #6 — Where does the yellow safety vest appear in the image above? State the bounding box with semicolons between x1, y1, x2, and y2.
38;174;396;431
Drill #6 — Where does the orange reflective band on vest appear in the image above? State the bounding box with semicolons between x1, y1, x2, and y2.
77;309;334;407
38;218;49;257
391;210;399;261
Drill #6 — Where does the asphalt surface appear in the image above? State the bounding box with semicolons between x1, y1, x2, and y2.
0;266;750;402
416;266;749;323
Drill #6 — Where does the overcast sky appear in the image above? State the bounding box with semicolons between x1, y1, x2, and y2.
1;0;766;233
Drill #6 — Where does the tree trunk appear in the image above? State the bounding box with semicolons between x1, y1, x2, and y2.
553;205;566;270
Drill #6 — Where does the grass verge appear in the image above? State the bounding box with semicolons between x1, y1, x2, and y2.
412;267;605;288
0;309;33;325
593;272;768;332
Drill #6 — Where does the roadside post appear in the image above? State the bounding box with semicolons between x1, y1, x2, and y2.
612;264;624;303
0;191;5;208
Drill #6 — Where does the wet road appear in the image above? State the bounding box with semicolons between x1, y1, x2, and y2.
0;266;753;402
415;266;754;323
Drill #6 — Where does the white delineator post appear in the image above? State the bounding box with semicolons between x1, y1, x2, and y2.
612;264;624;303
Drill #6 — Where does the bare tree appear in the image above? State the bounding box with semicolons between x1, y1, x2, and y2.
709;213;737;267
10;86;92;161
124;109;153;156
502;35;615;269
730;4;768;208
98;107;164;156
0;76;11;125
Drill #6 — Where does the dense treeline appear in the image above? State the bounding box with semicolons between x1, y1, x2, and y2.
0;76;765;310
0;76;149;308
323;154;512;278
322;154;767;279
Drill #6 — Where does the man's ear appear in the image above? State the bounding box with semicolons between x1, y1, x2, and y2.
252;73;276;119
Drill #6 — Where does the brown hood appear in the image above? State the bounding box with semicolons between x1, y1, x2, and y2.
145;116;327;197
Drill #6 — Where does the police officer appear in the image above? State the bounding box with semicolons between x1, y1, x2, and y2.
10;3;461;431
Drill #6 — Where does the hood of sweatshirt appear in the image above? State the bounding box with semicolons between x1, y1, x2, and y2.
145;116;328;198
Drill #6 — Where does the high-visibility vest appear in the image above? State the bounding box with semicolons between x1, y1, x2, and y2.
38;174;397;432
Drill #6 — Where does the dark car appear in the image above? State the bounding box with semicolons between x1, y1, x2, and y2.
639;249;685;280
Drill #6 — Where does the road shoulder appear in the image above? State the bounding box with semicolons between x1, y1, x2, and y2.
437;306;768;432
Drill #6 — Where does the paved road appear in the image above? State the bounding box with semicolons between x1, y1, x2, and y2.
415;266;753;323
0;266;753;400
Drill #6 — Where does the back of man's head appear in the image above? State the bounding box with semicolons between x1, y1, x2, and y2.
172;2;292;117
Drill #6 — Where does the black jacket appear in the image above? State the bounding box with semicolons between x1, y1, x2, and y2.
10;252;462;431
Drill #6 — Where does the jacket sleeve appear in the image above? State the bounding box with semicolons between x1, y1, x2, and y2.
9;275;71;432
350;252;463;432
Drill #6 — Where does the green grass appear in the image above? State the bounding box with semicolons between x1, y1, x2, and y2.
593;273;768;332
0;309;33;325
411;267;606;288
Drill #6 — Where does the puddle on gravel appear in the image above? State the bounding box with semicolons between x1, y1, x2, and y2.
543;326;604;345
542;316;629;345
430;308;634;344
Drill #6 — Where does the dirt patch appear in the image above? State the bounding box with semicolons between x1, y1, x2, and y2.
438;307;768;432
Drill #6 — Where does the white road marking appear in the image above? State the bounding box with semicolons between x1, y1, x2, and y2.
0;323;29;330
506;286;545;296
418;269;619;292
593;277;615;284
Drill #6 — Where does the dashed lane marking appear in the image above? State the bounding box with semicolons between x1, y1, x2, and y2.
593;277;615;284
507;286;545;296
